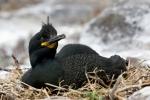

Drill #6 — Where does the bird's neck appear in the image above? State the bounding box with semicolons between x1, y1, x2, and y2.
29;47;57;68
29;33;58;68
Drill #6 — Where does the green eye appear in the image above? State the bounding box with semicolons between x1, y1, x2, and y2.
42;34;48;38
41;34;50;40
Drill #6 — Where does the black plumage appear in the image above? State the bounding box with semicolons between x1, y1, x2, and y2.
56;44;99;58
21;23;127;89
57;54;126;88
28;24;58;68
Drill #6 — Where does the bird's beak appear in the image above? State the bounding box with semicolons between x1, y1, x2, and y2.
41;34;65;47
48;34;65;44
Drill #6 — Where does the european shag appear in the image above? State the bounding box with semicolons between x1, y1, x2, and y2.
21;22;127;89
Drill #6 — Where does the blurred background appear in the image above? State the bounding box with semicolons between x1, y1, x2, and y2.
0;0;150;68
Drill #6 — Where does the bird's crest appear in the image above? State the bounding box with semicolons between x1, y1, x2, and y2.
40;16;57;35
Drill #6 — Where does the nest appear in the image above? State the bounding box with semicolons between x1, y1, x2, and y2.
0;57;150;100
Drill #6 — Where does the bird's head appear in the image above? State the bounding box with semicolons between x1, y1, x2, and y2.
39;23;65;49
28;20;66;67
109;55;128;71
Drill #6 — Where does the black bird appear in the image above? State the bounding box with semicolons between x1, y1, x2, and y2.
22;23;65;88
21;22;127;89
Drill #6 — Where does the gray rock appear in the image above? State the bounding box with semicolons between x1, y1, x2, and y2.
128;87;150;100
41;96;71;100
49;0;110;25
80;0;150;52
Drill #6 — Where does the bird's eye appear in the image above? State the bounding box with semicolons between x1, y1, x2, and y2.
41;34;50;40
42;34;48;38
41;37;45;41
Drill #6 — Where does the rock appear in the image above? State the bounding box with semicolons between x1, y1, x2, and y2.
0;0;40;11
42;96;71;100
80;0;150;53
49;0;111;25
126;57;142;67
0;70;10;79
128;87;150;100
86;13;137;43
0;47;13;67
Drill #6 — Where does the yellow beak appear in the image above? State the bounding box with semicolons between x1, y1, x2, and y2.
41;42;57;48
41;42;49;46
